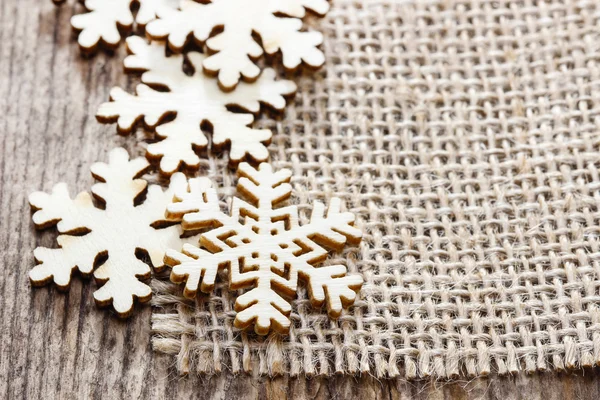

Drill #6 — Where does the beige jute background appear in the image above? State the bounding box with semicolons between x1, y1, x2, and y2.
151;0;600;379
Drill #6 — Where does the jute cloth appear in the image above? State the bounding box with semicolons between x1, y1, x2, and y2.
151;0;600;378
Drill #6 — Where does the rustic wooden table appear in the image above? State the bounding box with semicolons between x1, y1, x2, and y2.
2;0;600;398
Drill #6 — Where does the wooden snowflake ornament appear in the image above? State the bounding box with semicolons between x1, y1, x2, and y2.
29;148;198;317
165;163;363;335
97;37;297;175
146;0;330;90
52;0;178;52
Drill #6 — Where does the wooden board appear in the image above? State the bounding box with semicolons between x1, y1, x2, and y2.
2;0;600;398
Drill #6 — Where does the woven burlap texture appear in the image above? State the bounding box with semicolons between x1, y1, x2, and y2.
151;0;600;379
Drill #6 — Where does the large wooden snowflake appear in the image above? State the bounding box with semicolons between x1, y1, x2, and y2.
146;0;330;90
52;0;178;52
97;37;296;175
165;163;363;335
29;148;198;317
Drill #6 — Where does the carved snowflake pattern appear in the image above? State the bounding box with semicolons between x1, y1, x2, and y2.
165;162;363;335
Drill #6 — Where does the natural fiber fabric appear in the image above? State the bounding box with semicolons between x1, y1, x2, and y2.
151;0;600;378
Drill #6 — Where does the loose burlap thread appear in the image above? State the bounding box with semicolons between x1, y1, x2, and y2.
151;0;600;379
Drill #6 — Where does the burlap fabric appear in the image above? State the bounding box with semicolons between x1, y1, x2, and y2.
151;0;600;378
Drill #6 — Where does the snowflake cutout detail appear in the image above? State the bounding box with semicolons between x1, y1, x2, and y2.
29;148;198;317
52;0;178;52
146;0;330;90
97;37;297;175
165;163;363;335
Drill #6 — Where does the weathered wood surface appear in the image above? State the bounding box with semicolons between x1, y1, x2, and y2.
2;0;600;398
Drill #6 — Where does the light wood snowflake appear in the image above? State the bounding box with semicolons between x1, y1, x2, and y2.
146;0;330;90
52;0;179;52
29;148;198;317
97;37;296;175
165;163;363;335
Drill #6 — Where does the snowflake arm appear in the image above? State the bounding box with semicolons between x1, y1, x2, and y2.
164;177;236;297
89;146;151;207
29;186;103;288
165;162;363;335
123;36;187;89
91;250;154;313
30;183;99;234
146;0;218;52
146;0;329;90
219;67;296;117
96;38;296;175
165;176;229;231
275;0;330;17
274;199;363;317
29;148;197;317
256;13;325;73
164;244;223;298
70;0;133;52
136;0;180;26
54;0;177;52
97;84;210;175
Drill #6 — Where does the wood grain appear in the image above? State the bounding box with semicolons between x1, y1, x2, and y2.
2;0;600;398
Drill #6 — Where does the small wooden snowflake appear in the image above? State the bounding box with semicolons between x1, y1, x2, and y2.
165;162;363;335
97;37;296;175
29;148;198;317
